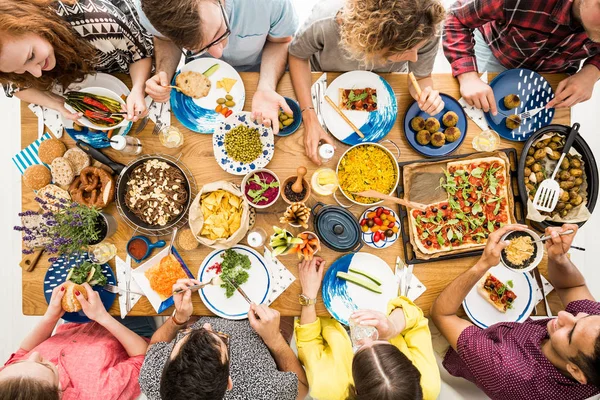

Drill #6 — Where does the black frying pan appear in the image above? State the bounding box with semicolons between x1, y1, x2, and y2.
76;141;192;233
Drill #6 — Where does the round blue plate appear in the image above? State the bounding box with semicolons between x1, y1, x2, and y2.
43;253;116;323
277;97;302;137
403;93;467;157
322;252;398;325
485;69;555;141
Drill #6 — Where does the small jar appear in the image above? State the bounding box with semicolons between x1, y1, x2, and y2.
318;144;335;164
110;135;142;155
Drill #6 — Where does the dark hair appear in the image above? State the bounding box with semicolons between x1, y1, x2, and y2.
160;329;230;400
347;343;423;400
0;0;96;92
0;377;60;400
570;332;600;388
141;0;205;50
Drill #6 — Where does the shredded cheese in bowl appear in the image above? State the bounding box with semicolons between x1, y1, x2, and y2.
505;236;534;266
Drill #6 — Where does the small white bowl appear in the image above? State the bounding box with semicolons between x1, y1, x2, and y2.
241;168;281;209
65;87;129;131
500;228;544;273
299;231;320;257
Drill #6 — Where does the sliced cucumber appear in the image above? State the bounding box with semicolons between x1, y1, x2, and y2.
271;245;289;257
288;238;304;245
203;63;220;77
337;271;383;294
348;266;382;286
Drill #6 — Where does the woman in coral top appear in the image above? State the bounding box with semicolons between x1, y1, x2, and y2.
295;257;441;400
0;283;149;400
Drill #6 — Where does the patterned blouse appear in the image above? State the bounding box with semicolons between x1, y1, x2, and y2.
4;0;153;96
139;317;299;400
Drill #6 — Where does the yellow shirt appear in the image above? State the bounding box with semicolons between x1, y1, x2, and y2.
295;297;441;400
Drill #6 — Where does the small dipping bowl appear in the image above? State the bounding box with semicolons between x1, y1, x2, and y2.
299;231;320;258
277;97;302;137
500;228;543;273
127;235;166;263
282;176;311;204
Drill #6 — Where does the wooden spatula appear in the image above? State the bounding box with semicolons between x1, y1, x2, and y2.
353;190;428;211
533;123;579;212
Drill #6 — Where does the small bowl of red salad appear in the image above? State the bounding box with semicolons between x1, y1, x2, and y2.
241;169;281;209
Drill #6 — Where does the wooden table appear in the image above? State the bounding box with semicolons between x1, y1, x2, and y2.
21;72;569;317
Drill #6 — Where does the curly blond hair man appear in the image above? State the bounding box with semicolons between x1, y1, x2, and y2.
289;0;446;165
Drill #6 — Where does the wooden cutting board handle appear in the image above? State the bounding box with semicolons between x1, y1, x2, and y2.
19;248;45;272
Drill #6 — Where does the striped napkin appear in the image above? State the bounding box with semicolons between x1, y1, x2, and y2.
12;133;51;175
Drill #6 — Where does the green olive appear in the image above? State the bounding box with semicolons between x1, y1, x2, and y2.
225;95;233;101
225;101;236;107
216;98;226;104
279;114;288;121
282;118;294;126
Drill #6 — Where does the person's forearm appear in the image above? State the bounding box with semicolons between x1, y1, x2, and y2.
96;315;148;357
15;88;62;110
129;58;152;91
289;54;322;127
579;64;600;81
149;316;183;346
266;335;309;399
154;37;182;82
431;262;488;318
257;40;289;91
20;315;59;351
299;304;317;326
548;254;587;291
408;75;434;101
387;308;407;338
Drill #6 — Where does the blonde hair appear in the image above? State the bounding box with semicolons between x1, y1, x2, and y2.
339;0;446;64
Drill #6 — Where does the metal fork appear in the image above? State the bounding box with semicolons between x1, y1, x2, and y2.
152;102;165;135
103;283;144;296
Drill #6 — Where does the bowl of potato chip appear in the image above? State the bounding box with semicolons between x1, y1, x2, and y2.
189;181;250;249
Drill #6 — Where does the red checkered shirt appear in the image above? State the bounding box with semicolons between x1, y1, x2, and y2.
443;0;600;76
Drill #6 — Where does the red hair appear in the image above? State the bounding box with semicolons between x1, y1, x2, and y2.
0;0;97;91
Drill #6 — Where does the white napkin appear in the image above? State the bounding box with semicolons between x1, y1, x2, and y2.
459;71;490;131
534;274;554;305
404;273;427;302
29;104;64;139
146;97;171;127
263;248;296;305
311;73;328;132
116;255;143;318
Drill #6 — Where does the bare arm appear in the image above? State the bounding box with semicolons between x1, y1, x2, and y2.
407;75;445;116
20;316;59;351
125;57;153;121
97;315;149;357
145;37;182;102
545;224;594;305
15;88;81;121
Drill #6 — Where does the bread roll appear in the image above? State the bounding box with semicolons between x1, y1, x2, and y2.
61;281;88;312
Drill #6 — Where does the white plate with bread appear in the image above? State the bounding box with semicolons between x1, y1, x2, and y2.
463;264;535;329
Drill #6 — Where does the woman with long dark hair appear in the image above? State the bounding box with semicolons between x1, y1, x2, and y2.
0;0;154;121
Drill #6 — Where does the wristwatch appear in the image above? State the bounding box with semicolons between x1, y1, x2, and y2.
299;294;317;306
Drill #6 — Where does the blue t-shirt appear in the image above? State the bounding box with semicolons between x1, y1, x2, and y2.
134;0;298;71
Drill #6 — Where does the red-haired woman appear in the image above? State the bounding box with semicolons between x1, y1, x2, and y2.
0;0;154;121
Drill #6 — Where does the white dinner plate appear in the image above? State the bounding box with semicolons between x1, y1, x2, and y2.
322;71;397;145
463;264;535;329
171;58;245;133
197;245;271;320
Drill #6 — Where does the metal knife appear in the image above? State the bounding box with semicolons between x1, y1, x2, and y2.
135;99;154;134
223;276;252;305
125;255;132;313
533;267;552;317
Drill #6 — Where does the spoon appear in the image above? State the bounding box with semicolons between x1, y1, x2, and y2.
352;190;428;211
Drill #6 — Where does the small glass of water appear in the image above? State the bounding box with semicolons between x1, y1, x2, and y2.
159;125;184;148
349;317;379;353
472;129;500;152
247;227;267;249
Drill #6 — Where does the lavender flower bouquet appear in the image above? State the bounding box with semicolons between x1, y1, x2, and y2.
15;192;103;262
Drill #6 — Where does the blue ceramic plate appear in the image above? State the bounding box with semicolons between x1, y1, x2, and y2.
322;253;398;325
277;97;302;137
171;58;245;134
64;73;132;148
213;112;275;175
322;71;397;145
43;253;116;323
485;69;555;141
132;246;194;314
359;206;400;249
198;246;271;320
403;93;467;157
462;265;535;329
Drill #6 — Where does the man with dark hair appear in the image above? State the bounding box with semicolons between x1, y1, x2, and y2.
139;278;309;400
134;0;297;134
443;0;600;114
431;224;600;400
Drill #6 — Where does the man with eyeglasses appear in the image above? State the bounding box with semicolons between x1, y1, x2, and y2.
431;224;600;400
134;0;298;134
138;278;309;400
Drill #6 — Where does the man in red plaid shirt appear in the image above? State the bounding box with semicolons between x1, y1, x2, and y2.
443;0;600;115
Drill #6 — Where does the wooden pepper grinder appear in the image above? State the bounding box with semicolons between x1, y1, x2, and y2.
292;166;307;193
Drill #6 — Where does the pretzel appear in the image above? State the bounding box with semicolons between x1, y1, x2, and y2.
69;166;115;208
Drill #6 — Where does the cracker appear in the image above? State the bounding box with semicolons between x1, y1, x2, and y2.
51;157;75;186
176;71;212;99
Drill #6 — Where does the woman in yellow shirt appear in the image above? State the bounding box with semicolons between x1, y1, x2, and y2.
295;257;440;400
